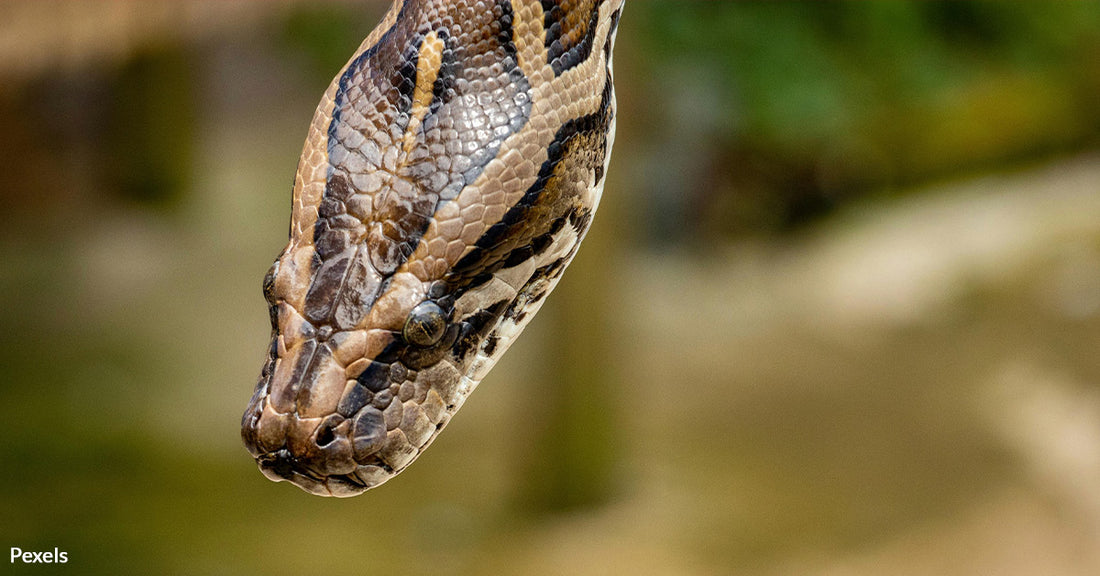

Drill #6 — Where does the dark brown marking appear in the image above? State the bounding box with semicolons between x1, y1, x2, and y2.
445;75;614;297
303;255;352;323
308;0;533;330
568;206;593;234
352;408;388;461
451;299;509;359
338;383;372;418
542;0;602;75
602;5;621;62
356;360;394;393
483;335;499;355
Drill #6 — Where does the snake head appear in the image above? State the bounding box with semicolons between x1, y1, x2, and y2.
241;0;623;496
240;208;598;496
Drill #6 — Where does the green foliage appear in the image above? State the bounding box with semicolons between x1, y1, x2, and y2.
278;3;384;84
106;46;196;206
633;1;1100;236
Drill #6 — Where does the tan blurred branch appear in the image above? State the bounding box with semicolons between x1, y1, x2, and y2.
0;0;385;80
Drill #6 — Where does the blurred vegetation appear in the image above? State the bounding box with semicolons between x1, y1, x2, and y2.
633;1;1100;240
278;3;384;84
105;46;197;205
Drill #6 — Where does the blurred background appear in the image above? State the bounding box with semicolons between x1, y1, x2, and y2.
2;1;1100;574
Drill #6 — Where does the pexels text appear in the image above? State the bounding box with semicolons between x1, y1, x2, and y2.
11;547;68;564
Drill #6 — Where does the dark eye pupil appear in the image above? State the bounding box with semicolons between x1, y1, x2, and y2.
403;301;446;346
262;260;279;306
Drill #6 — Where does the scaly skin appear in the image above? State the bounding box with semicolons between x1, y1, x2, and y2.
241;0;624;497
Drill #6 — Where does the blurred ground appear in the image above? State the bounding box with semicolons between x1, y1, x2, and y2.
1;2;1099;575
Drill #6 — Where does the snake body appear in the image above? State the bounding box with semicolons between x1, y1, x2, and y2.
241;0;624;496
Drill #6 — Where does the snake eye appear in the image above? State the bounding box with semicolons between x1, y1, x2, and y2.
262;259;280;306
263;260;281;330
403;301;447;347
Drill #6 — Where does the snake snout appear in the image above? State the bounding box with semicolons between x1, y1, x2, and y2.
255;417;370;497
263;414;356;478
242;334;401;496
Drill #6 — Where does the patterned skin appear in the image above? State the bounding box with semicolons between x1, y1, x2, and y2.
241;0;624;497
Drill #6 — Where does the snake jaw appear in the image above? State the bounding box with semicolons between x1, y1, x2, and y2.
256;449;368;498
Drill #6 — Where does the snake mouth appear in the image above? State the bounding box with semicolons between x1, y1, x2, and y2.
256;449;367;497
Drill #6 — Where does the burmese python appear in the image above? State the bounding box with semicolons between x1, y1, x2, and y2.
241;0;623;497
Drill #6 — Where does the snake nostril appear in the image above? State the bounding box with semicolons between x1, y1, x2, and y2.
316;423;337;447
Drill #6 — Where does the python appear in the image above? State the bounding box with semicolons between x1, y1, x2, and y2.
241;0;624;496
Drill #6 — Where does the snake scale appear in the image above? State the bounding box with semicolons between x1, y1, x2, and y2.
241;0;624;496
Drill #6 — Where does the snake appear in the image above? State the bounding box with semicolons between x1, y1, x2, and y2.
240;0;624;497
